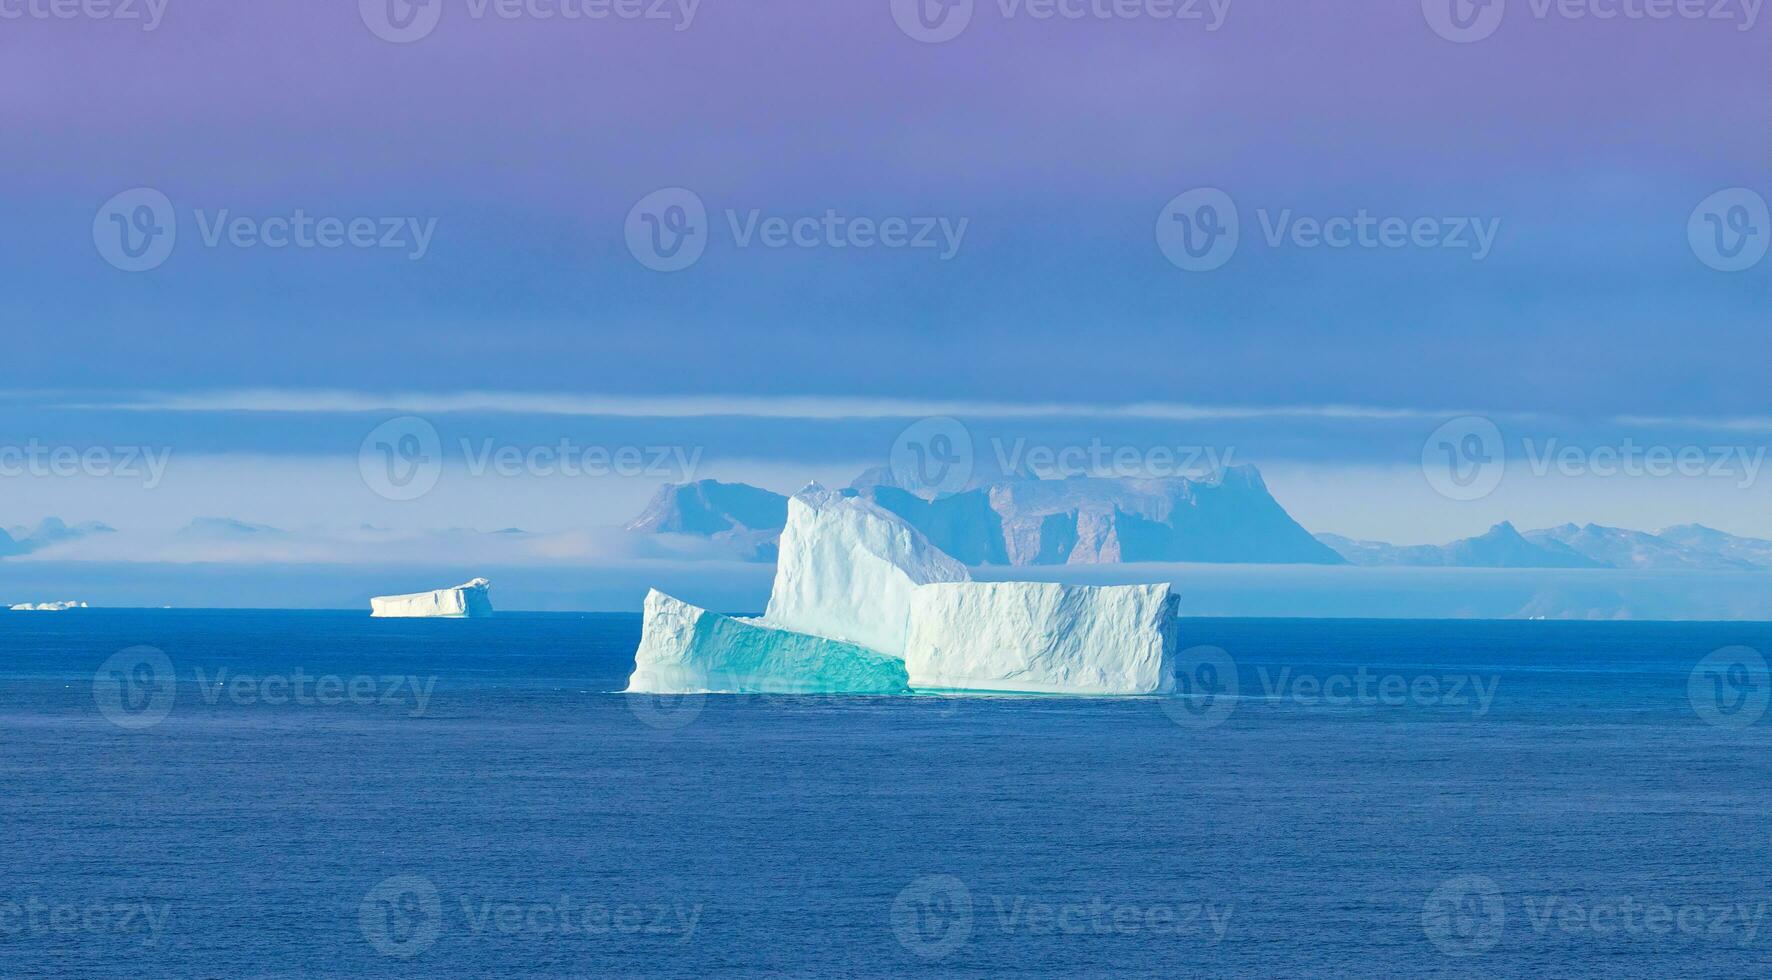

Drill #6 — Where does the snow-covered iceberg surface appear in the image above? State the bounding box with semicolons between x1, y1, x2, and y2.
8;600;88;611
628;590;910;694
905;582;1178;694
627;486;1180;696
763;486;969;657
370;578;493;618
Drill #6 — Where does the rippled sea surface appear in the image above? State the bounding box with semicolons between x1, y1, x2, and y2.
3;610;1770;978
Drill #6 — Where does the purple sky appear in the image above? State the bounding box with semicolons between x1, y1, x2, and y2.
3;0;1767;411
1;0;1770;560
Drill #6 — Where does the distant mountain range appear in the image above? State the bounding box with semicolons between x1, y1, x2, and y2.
625;469;1772;572
13;488;1772;575
0;518;115;557
624;480;790;561
1318;522;1772;571
626;466;1345;565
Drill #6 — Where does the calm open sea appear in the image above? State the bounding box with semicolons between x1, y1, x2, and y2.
2;610;1770;978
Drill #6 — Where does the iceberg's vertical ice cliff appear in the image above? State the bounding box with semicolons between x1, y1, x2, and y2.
904;582;1179;694
763;485;969;657
370;578;493;618
626;485;1180;696
627;590;910;694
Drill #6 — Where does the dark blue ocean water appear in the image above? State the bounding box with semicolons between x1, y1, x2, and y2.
3;611;1771;978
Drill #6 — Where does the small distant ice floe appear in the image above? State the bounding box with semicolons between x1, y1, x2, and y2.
8;601;89;611
369;578;493;618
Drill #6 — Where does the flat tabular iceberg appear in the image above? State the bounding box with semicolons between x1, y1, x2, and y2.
370;578;493;618
628;486;1178;695
904;582;1178;694
8;601;88;611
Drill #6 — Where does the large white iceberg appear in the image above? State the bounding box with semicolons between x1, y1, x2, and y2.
627;486;1179;696
763;486;970;656
627;590;909;694
370;578;493;618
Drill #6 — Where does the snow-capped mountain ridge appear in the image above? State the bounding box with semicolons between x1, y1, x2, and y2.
1319;522;1772;570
